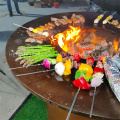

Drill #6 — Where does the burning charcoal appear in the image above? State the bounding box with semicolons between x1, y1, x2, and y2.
104;57;120;102
107;42;115;57
116;48;120;57
88;42;114;60
89;49;101;60
83;33;94;43
84;50;89;59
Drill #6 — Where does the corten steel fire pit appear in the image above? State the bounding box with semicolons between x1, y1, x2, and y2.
6;12;120;120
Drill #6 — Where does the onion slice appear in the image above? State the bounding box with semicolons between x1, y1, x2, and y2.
55;62;65;76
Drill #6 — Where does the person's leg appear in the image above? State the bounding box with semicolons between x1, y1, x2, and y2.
13;0;22;14
6;0;13;16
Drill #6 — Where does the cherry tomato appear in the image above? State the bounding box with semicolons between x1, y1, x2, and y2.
86;57;95;64
73;54;81;62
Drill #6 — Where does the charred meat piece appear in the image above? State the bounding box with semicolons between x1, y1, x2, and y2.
108;20;119;26
59;19;68;25
116;24;120;28
71;14;85;24
51;17;68;25
48;22;55;27
25;37;43;44
62;16;72;24
26;30;46;40
76;15;85;23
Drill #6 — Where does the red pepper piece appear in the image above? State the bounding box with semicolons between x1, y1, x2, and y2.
73;54;81;62
72;77;91;90
93;67;104;74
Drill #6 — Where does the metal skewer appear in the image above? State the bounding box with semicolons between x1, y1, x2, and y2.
13;23;28;29
16;69;54;77
66;87;80;120
9;63;43;70
90;87;96;118
103;11;107;15
111;11;117;16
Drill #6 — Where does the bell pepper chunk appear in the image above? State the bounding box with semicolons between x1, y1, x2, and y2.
78;63;93;78
93;67;104;74
63;60;71;75
56;54;63;62
73;77;91;90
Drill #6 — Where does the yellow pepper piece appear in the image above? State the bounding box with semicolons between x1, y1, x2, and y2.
102;57;106;64
78;63;93;75
33;29;38;33
63;60;71;75
56;54;63;62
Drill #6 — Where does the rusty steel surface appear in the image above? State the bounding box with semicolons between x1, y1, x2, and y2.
6;12;120;119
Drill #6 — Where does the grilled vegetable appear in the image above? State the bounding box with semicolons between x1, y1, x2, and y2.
73;77;91;90
78;63;93;78
55;62;65;76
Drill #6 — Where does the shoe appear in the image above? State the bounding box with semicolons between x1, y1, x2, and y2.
9;12;13;17
17;11;22;15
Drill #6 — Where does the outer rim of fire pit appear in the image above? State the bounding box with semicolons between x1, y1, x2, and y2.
6;12;120;120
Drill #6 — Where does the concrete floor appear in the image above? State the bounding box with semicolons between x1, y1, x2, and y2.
0;0;89;119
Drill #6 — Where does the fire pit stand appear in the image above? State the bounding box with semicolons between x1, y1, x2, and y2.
6;12;120;120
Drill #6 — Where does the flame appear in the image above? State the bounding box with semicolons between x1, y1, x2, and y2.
50;26;107;57
113;40;119;53
53;26;81;52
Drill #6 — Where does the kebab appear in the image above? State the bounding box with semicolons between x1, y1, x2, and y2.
102;12;116;24
65;58;103;119
94;11;107;24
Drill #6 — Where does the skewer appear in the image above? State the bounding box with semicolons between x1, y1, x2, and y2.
103;12;117;24
13;23;28;29
90;87;96;118
94;11;107;24
13;23;49;35
66;87;80;120
112;11;117;16
9;63;43;70
16;69;55;76
13;23;35;32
